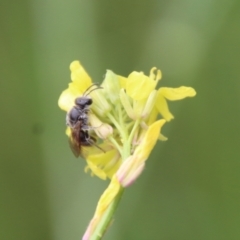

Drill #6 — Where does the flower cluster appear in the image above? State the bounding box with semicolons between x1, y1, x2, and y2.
58;61;196;240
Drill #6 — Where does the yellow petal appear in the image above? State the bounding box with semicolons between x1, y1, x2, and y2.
146;106;158;125
87;149;118;166
158;133;168;141
126;71;156;100
58;84;80;112
87;148;121;179
118;75;127;89
86;161;107;180
135;119;166;163
65;127;71;137
159;86;196;101
155;93;174;121
58;60;95;112
105;160;121;179
70;60;83;71
95;175;121;216
70;61;92;90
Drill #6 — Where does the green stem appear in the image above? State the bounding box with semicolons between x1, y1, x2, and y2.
107;113;122;135
123;119;140;158
89;111;138;240
90;187;124;240
107;112;128;143
117;105;124;132
108;136;122;154
128;119;140;146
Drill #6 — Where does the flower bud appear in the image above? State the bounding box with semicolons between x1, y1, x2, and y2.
101;70;121;104
89;113;113;139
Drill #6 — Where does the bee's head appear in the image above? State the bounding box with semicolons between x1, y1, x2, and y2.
75;97;92;109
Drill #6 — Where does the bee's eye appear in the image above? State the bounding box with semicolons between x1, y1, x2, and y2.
75;97;92;108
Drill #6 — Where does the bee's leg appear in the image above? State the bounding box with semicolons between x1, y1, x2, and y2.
85;124;104;130
81;125;92;131
90;141;105;153
86;136;105;153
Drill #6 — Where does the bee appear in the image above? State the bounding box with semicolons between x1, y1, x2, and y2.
66;84;103;157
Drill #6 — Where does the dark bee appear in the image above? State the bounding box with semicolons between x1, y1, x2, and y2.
66;84;103;157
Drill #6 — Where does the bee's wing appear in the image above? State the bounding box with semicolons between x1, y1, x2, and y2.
68;137;80;157
68;134;89;159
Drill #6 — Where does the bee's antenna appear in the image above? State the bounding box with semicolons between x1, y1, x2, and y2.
83;83;99;95
85;86;103;96
83;83;103;96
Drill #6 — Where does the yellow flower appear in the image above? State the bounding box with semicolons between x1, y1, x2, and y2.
58;60;196;240
119;68;161;120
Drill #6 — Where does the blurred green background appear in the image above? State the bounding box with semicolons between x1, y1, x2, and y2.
1;0;240;239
